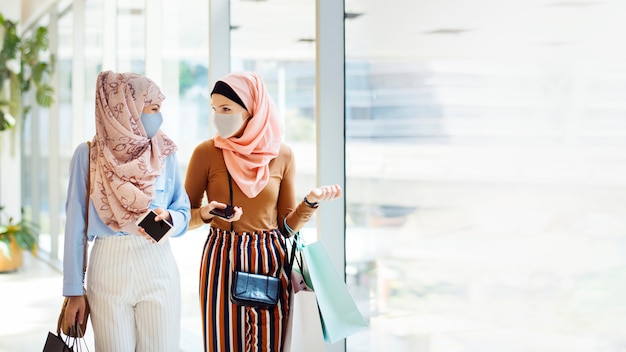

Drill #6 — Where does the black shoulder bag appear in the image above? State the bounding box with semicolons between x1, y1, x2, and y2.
227;173;297;308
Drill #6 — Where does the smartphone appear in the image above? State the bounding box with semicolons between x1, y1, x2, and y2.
209;205;235;219
136;209;174;242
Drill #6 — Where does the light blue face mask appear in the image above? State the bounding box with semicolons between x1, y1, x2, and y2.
140;112;163;138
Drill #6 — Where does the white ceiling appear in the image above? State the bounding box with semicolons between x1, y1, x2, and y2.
229;0;626;62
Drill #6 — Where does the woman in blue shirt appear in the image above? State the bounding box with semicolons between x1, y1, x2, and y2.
62;71;190;351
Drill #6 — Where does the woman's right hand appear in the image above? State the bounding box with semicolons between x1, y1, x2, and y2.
64;295;87;329
202;201;243;222
305;184;342;204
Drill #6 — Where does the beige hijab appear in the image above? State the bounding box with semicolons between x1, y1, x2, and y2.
90;71;177;233
213;72;283;198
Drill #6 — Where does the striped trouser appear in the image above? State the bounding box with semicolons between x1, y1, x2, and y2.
87;235;181;352
200;228;291;352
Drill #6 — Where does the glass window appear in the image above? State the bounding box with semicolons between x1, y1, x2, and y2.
345;1;626;351
55;4;76;262
117;0;145;73
157;1;209;350
83;0;104;140
20;15;53;255
160;0;210;163
230;0;317;208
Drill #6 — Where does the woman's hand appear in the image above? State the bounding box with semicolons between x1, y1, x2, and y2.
137;208;171;243
152;207;172;223
306;184;342;204
63;295;87;330
202;201;243;222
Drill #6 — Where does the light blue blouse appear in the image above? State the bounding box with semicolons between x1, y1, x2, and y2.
62;142;191;296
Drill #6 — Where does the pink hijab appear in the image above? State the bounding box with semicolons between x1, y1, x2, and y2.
90;71;178;233
213;72;283;198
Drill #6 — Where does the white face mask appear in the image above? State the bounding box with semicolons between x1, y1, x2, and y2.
212;111;245;138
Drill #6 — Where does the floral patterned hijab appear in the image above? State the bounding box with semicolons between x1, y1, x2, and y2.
90;71;177;233
213;72;283;198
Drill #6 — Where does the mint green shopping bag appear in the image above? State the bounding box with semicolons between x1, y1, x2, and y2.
299;239;368;344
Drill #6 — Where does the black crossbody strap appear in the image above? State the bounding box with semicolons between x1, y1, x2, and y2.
227;173;234;232
226;173;297;283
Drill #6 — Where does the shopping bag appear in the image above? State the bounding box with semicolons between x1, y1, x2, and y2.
300;240;368;344
44;322;90;352
282;290;325;352
43;331;72;352
290;252;313;294
288;291;326;351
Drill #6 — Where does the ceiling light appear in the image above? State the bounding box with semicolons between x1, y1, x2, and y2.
550;1;604;7
422;29;472;35
345;12;363;20
538;41;569;47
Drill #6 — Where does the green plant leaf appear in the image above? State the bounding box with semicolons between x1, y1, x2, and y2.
33;27;49;51
21;78;31;92
36;84;54;107
0;110;15;131
0;14;54;135
0;207;39;254
32;62;50;83
14;232;35;250
0;20;20;60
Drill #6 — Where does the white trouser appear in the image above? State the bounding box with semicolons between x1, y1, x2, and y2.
87;235;181;352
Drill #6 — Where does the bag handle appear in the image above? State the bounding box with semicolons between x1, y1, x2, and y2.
83;141;90;276
283;220;300;276
227;173;234;232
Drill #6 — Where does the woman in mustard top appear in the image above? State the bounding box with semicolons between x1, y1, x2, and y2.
185;71;341;351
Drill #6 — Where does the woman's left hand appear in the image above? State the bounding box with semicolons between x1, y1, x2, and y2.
137;208;171;243
306;184;342;204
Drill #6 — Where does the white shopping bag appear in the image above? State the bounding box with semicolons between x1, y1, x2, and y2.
283;291;325;352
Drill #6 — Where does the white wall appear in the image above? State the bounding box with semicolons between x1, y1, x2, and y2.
21;0;55;26
0;0;19;21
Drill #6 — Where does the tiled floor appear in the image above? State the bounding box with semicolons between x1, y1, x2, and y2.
0;228;208;352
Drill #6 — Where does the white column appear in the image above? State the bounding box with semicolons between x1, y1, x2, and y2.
101;0;116;71
72;0;86;146
208;0;231;139
48;6;61;258
316;0;346;350
208;0;230;83
144;0;162;83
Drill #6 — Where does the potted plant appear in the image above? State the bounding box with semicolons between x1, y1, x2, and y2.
0;13;52;271
0;206;38;272
0;12;55;133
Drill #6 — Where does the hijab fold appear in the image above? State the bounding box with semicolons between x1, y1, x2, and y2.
90;71;177;233
213;72;283;198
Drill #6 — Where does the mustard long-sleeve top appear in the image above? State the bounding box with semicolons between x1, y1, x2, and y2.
184;139;316;236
